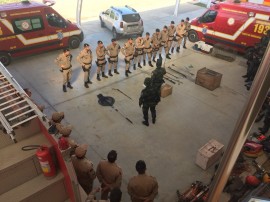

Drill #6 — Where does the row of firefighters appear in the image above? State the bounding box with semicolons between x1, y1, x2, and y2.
55;18;190;92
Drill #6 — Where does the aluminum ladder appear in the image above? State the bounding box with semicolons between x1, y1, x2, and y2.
0;63;45;143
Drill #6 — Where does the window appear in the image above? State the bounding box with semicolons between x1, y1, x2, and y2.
105;9;111;16
110;11;115;19
122;14;141;23
13;16;43;33
46;13;66;28
201;10;217;23
115;13;119;20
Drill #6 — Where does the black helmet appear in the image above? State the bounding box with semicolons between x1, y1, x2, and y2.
144;77;151;87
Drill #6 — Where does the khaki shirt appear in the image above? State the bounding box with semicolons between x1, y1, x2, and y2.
55;53;72;70
168;25;176;41
135;37;144;49
106;43;120;58
176;24;186;38
96;160;122;189
71;156;96;184
184;21;191;31
77;49;92;68
96;46;107;64
121;42;135;58
143;37;152;53
160;30;169;46
151;32;162;48
127;174;158;202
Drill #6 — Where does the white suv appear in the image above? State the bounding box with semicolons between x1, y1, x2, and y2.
99;5;144;39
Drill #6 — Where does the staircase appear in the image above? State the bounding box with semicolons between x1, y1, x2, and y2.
0;63;69;202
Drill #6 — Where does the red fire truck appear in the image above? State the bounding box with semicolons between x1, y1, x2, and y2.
0;1;83;66
188;1;270;54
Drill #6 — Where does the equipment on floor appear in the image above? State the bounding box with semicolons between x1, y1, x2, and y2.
97;94;133;124
168;66;187;78
112;88;133;100
242;141;263;158
195;68;222;91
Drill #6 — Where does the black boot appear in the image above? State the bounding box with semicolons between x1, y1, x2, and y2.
143;60;146;66
138;63;142;68
63;85;67;92
149;61;153;67
127;69;132;73
176;47;180;53
171;47;174;53
87;79;92;84
152;118;156;124
142;120;149;126
168;52;171;56
67;82;73;89
133;64;136;70
159;54;162;59
102;72;108;78
97;74;101;81
166;54;171;59
114;69;119;74
152;57;156;63
108;70;113;77
125;70;129;77
84;82;89;88
183;45;187;49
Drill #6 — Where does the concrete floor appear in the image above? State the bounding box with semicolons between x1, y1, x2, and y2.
7;3;252;202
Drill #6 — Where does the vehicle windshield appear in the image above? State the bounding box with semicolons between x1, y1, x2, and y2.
122;14;141;22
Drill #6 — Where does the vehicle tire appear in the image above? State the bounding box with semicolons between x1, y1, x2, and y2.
188;30;199;43
0;52;11;66
100;18;105;28
244;47;255;59
68;36;80;49
112;28;119;39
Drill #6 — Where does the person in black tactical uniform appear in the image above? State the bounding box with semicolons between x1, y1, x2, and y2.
151;58;166;93
139;78;160;126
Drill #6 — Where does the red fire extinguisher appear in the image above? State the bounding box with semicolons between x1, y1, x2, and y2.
36;145;56;178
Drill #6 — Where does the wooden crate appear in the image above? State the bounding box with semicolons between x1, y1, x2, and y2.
195;67;222;91
161;83;172;98
195;139;224;170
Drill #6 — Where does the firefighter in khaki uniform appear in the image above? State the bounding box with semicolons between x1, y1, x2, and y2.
121;38;135;77
55;48;73;92
151;29;162;62
57;124;78;154
135;36;144;69
128;160;158;202
160;25;171;59
174;19;186;53
71;144;96;195
168;21;176;53
96;41;108;81
96;150;122;200
183;17;191;49
106;38;121;76
77;43;92;88
143;32;154;67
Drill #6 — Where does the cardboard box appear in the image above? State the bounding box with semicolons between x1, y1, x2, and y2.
195;139;224;170
195;67;222;91
161;83;172;98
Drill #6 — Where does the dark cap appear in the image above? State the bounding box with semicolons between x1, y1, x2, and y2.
163;25;168;29
171;21;175;24
63;48;69;53
156;28;160;32
84;43;89;47
146;32;150;35
128;37;133;40
111;38;116;42
98;40;103;44
181;19;185;22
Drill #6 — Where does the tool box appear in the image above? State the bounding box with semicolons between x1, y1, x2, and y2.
161;83;172;98
195;67;222;91
195;139;224;170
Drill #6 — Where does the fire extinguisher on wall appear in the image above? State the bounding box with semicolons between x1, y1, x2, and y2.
22;145;56;178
